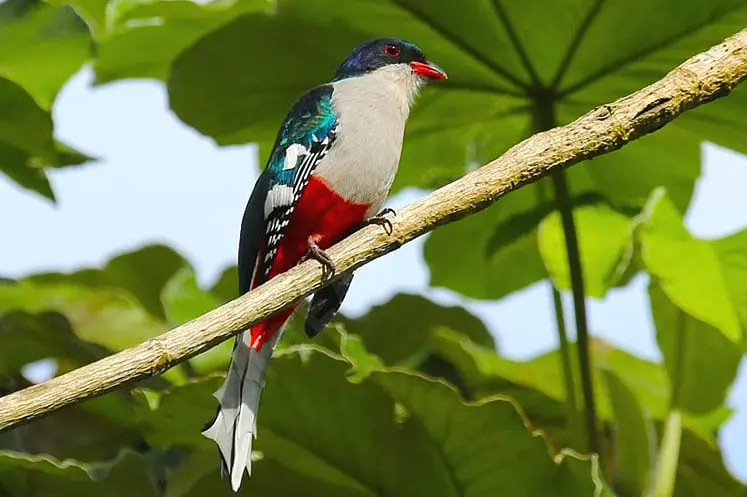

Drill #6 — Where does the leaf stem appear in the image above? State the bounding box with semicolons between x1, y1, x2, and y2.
537;179;583;448
650;309;686;497
550;171;600;457
652;410;682;497
532;88;600;457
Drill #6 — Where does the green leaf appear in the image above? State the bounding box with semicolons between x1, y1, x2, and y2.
0;0;91;108
675;429;747;497
134;376;224;450
92;0;270;83
209;265;238;304
0;139;55;200
155;336;608;495
162;267;232;374
640;189;747;344
2;389;142;461
638;189;744;416
167;449;366;497
428;332;744;496
340;293;495;364
428;330;729;441
29;244;190;320
0;310;103;375
0;279;165;351
538;201;644;298
0;0;93;197
0;450;158;496
162;267;219;326
601;369;656;497
649;283;742;416
257;344;607;496
164;0;747;300
424;197;548;299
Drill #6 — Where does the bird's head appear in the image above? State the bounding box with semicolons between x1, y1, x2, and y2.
333;38;447;87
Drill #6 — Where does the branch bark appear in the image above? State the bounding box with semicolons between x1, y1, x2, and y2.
2;28;747;432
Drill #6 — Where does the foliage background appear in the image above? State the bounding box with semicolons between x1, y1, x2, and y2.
2;0;747;495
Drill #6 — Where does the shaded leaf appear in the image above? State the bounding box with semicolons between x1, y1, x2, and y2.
133;376;223;451
0;310;103;375
340;293;495;364
166;449;365;497
675;429;747;497
254;344;608;496
601;369;656;497
425;196;548;299
162;267;232;374
428;330;729;440
209;265;238;304
150;333;608;496
428;331;744;496
649;283;742;416
0;450;158;496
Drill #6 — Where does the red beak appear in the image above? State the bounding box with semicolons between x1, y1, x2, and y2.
409;60;447;80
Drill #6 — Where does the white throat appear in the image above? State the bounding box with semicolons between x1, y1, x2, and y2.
315;64;424;214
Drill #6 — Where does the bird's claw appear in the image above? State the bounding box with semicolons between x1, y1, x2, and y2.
304;239;336;280
364;208;396;235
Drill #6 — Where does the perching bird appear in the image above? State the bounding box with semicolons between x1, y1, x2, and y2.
202;37;446;491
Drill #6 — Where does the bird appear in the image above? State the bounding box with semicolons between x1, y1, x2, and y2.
202;37;447;492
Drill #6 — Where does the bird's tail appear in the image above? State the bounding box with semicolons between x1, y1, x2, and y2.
202;314;290;492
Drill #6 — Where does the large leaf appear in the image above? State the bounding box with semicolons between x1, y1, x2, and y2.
637;189;744;416
340;293;495;364
0;310;103;375
143;334;607;495
0;0;90;107
0;450;158;496
538;199;645;298
28;244;190;321
640;190;747;345
166;449;366;497
428;331;744;496
0;0;94;197
91;0;270;83
601;369;656;497
133;376;223;451
0;279;165;351
161;267;233;374
166;0;747;300
428;330;730;441
649;283;742;416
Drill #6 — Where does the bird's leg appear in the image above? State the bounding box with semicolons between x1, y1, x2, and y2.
304;235;336;279
360;208;396;235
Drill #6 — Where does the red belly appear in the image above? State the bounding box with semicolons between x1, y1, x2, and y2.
249;175;370;349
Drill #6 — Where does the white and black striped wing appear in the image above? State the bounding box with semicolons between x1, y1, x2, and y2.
254;128;338;284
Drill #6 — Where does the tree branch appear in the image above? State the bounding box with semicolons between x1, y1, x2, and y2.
2;28;747;432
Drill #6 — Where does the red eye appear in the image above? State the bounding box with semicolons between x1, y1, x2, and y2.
384;44;400;57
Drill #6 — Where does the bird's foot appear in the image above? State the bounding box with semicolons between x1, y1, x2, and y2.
362;208;396;235
304;237;336;280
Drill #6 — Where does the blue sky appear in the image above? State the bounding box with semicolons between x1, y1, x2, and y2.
1;66;746;481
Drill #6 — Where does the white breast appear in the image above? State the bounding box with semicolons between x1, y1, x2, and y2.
315;64;422;216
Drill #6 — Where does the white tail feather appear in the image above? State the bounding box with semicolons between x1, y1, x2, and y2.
202;330;283;492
